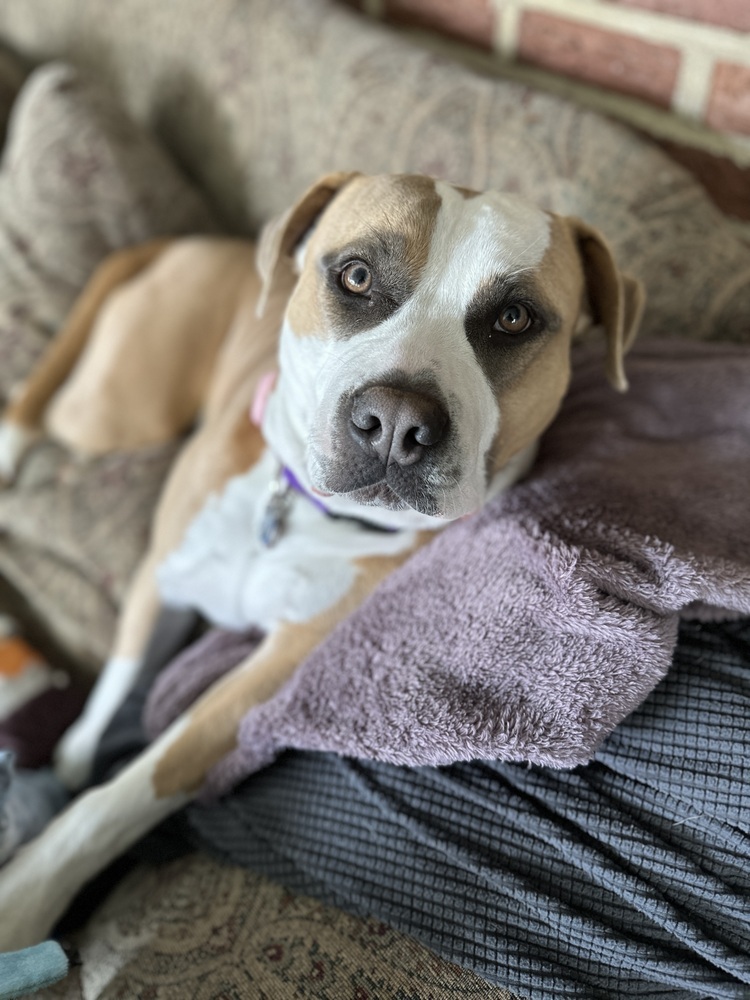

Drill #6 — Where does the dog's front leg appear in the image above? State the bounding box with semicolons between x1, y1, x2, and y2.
0;544;425;950
0;720;191;952
55;413;267;791
0;624;340;950
53;553;163;791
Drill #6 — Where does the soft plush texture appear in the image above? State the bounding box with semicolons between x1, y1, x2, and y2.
0;940;68;999
184;618;750;1000
0;62;214;666
144;340;750;796
0;0;749;670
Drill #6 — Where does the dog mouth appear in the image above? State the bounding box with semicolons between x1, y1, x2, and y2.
342;481;409;510
310;447;458;517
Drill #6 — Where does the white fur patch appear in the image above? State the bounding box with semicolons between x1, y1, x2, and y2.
158;450;420;631
0;421;38;483
424;182;552;312
54;655;143;790
264;185;551;522
0;717;191;950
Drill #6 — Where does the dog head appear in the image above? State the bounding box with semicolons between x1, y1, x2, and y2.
259;173;644;528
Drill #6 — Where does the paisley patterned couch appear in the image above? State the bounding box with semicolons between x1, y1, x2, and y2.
0;0;748;996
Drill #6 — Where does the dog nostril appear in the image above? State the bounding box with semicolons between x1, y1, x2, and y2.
350;386;448;466
351;412;381;434
413;417;445;448
396;420;442;466
403;427;419;450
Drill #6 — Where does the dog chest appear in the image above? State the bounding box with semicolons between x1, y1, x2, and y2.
157;448;418;632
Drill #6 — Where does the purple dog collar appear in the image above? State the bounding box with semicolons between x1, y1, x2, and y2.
260;462;400;547
282;466;331;516
251;376;400;545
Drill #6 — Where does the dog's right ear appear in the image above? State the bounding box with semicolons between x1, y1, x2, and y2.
256;171;361;316
566;217;645;392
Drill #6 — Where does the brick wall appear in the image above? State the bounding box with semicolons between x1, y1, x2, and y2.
374;0;750;140
347;0;750;220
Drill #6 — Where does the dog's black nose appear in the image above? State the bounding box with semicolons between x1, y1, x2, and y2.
350;386;448;467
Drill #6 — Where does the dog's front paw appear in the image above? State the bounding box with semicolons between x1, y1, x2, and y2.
0;421;38;487
0;841;56;951
53;720;99;791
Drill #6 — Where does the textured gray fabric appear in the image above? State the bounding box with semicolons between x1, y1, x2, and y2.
144;341;750;797
185;620;750;1000
0;753;68;866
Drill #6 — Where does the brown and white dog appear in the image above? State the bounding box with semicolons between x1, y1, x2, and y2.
0;172;643;949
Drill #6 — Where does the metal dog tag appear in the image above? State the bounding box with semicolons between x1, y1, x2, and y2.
260;468;293;548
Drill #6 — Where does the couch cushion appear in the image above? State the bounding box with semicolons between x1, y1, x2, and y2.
0;63;214;666
0;45;24;143
0;0;747;345
39;853;518;1000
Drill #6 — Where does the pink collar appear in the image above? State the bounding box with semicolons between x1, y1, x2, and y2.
250;369;399;540
250;369;278;428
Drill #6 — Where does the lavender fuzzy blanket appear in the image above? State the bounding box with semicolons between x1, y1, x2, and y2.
145;340;750;798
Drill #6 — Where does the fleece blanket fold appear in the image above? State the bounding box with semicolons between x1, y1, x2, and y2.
144;341;750;798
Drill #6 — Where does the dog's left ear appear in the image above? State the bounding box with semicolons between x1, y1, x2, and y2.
568;217;645;392
256;171;361;315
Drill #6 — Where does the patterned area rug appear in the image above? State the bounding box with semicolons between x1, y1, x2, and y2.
39;854;519;1000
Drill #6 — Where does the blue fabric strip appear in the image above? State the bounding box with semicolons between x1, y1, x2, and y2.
0;941;69;999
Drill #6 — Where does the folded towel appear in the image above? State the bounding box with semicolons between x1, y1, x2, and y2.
144;340;750;797
183;619;750;1000
0;941;68;999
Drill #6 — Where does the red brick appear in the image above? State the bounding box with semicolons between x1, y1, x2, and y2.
384;0;495;49
518;11;681;108
658;140;750;220
609;0;750;33
707;61;750;136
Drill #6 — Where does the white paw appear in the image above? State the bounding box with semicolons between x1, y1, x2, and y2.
0;842;55;951
0;421;38;486
53;720;100;791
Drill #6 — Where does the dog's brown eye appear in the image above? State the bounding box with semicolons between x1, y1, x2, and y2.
340;261;373;295
494;304;531;335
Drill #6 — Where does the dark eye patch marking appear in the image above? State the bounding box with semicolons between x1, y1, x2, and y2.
313;174;441;339
465;275;562;392
321;232;420;336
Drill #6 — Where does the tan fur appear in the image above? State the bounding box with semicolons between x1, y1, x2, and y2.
108;253;295;661
152;537;431;798
111;413;268;660
487;218;579;470
46;239;265;453
265;174;443;339
491;338;573;471
489;213;642;469
564;216;645;392
0;175;647;952
2;240;295;660
5;238;172;431
256;171;361;316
